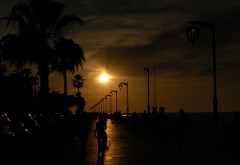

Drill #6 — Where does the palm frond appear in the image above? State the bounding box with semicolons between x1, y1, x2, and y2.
72;74;84;89
53;38;85;74
0;63;7;76
55;14;83;34
7;2;31;33
0;34;34;66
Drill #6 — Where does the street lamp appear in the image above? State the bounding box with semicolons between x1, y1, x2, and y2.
144;67;150;114
101;98;104;113
186;25;200;45
98;101;100;113
118;82;129;116
111;90;118;113
98;100;101;113
103;97;107;113
186;20;218;140
105;95;111;114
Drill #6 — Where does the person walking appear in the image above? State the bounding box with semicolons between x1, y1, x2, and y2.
176;109;191;164
94;115;107;154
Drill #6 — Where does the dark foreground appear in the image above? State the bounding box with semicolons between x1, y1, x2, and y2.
1;112;240;165
0;112;96;165
83;116;239;165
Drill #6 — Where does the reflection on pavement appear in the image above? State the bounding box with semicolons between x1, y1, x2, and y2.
96;152;104;165
83;119;163;165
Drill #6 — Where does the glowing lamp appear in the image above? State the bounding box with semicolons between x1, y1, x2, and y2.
186;25;200;45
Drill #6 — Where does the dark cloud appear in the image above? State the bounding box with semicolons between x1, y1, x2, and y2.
64;0;175;17
86;9;240;82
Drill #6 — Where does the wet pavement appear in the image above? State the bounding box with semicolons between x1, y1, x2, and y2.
80;117;237;165
82;119;164;165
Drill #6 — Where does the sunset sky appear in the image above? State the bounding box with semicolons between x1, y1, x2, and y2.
1;0;240;113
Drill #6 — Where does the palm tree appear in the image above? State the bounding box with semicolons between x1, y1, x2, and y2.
30;76;39;96
0;0;83;98
21;68;32;77
72;74;84;94
72;74;84;112
53;38;85;95
0;62;7;77
21;68;34;96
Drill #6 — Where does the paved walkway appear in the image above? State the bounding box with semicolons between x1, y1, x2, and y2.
81;118;236;165
82;119;164;165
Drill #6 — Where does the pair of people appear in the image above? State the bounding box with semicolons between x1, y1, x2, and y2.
94;115;107;154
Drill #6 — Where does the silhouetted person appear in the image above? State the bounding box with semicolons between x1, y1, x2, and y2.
132;111;138;119
152;107;158;118
176;109;191;163
115;111;121;125
100;113;107;128
130;111;138;129
74;112;91;156
142;110;148;119
158;106;169;129
96;149;105;165
158;106;169;164
94;115;107;154
227;111;240;164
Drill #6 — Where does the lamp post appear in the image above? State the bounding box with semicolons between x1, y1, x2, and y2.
144;67;150;114
186;20;218;140
95;103;98;112
118;82;129;116
105;95;111;114
99;100;101;113
111;90;118;113
97;101;101;113
103;97;107;113
91;104;95;112
101;98;104;113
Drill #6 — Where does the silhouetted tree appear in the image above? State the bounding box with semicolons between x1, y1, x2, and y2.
72;74;84;94
21;68;32;77
20;68;39;96
72;74;85;112
0;0;83;98
0;62;7;77
30;76;39;96
22;68;33;97
75;92;86;112
53;38;85;95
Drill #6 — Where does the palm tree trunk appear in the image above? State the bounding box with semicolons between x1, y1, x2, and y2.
38;62;49;98
77;79;80;94
78;80;80;93
34;85;37;96
63;71;67;95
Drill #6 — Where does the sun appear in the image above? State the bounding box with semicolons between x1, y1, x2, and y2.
99;73;110;83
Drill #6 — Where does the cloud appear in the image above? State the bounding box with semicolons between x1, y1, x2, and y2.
65;0;175;17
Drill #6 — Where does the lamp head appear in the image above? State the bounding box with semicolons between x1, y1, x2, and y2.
118;84;123;91
111;90;117;93
186;25;200;45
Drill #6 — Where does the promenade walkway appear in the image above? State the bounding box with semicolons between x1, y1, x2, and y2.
81;118;235;165
82;119;165;165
